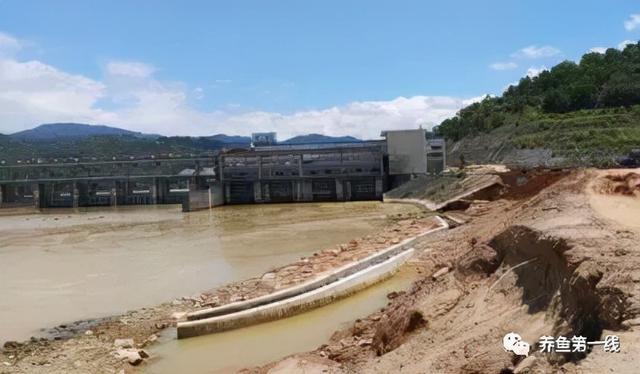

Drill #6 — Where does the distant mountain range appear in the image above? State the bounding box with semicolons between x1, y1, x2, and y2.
7;123;361;144
9;123;152;141
0;123;363;164
281;134;361;144
208;134;251;144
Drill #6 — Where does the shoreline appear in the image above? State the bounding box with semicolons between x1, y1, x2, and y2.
248;169;640;374
1;201;410;343
0;208;440;373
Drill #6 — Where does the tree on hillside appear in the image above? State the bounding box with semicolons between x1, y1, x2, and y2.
597;72;640;107
436;42;640;141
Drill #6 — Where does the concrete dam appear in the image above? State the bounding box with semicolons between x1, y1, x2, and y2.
0;157;216;209
218;141;386;203
0;129;445;210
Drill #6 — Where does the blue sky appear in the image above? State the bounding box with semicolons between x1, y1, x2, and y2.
0;1;639;138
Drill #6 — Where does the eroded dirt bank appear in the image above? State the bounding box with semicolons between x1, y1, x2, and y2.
0;205;438;373
249;169;640;374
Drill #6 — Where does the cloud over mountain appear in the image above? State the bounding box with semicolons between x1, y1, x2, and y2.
0;31;478;139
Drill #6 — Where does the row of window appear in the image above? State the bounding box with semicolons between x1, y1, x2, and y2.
223;152;381;167
224;166;381;179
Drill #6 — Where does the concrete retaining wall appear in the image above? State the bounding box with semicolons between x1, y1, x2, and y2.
182;189;210;212
383;197;439;211
177;248;415;338
383;178;503;211
182;183;225;212
177;216;448;338
185;216;448;322
211;183;224;207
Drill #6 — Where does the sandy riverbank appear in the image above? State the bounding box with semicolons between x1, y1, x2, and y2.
247;168;640;373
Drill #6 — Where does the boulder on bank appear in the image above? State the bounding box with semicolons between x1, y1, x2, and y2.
113;338;134;349
114;348;143;365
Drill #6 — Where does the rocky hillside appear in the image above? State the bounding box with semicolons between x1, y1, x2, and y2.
445;107;640;168
437;43;640;168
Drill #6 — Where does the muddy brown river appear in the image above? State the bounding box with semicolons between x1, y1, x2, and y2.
0;202;418;342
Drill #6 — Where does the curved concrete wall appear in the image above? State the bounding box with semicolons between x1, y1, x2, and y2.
177;248;414;338
383;178;503;211
382;197;438;211
185;216;448;322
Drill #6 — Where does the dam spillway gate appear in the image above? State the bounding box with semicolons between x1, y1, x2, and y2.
0;158;215;209
217;142;386;205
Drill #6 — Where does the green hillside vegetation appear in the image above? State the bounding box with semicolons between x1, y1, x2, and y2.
510;107;640;151
0;135;225;163
0;130;366;164
435;43;640;165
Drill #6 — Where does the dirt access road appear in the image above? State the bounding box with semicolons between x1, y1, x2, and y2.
252;168;640;374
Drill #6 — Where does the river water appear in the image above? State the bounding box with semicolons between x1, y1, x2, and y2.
0;202;418;342
145;270;417;374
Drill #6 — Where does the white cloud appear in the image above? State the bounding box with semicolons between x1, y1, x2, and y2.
109;94;477;140
624;14;640;31
192;87;204;100
589;47;608;54
489;62;518;70
618;40;637;50
221;96;482;139
0;58;116;133
0;32;479;138
106;61;155;78
512;45;561;59
462;95;486;106
526;66;547;78
0;32;21;56
502;81;520;93
0;61;478;137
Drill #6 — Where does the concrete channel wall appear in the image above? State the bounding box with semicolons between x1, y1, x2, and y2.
177;216;449;338
177;248;414;338
383;176;504;211
383;197;439;211
185;216;449;322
